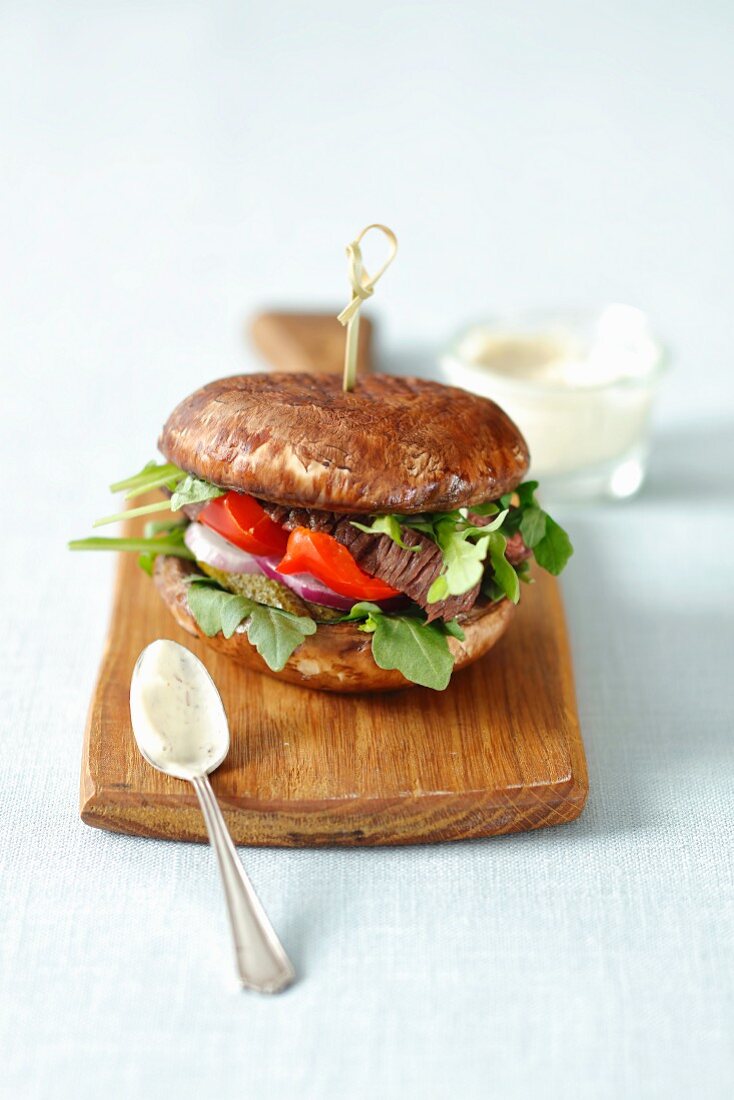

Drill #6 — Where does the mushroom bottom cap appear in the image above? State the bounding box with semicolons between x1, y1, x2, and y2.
154;555;516;694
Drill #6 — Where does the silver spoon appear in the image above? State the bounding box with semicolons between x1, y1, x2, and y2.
129;638;295;994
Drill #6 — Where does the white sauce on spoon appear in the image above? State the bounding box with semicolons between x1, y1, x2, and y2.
130;640;229;780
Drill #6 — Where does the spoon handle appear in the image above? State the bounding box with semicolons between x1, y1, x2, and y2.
191;774;295;993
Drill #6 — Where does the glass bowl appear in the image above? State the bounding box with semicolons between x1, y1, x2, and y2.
439;305;669;501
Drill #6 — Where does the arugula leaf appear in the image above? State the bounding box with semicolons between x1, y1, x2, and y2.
143;517;187;538
138;554;156;576
488;532;520;604
186;579;315;670
170;475;225;510
400;518;438;537
186;582;251;638
92;499;173;527
124;466;185;500
71;517;192;574
350;515;420;551
139;520;188;575
425;508;508;602
441;618;465;641
464;501;500;517
516;560;533;585
431;518;489;597
68;535;194;559
460;508;509;539
426;574;449;603
340;601;455;690
247;605;317;671
109;461;183;494
516;480;539;507
495;480;573;579
92;469;224;528
519;505;546;548
533;515;574;575
481;575;505;603
341;601;384;623
369;613;454;690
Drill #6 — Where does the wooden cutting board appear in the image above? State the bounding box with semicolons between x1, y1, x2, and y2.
80;316;587;845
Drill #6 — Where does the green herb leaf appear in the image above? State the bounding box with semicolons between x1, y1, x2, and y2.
401;518;438;537
516;560;533;584
143;517;187;538
481;575;505;603
109;461;183;494
441;618;465;641
519;505;547;549
170;475;225;511
187;583;253;638
488;532;520;605
533;515;574;575
430;518;490;599
340;601;384;623
339;601;455;689
516;480;539;507
350;515;420;551
461;508;509;539
246;604;317;670
138;553;155;576
92;499;174;528
68;536;195;559
186;579;315;669
426;574;449;603
369;613;454;691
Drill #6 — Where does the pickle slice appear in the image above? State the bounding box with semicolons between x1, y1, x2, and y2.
197;562;347;623
197;563;308;615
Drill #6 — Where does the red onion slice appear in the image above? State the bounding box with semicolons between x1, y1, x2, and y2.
253;555;354;609
255;554;408;612
184;522;263;575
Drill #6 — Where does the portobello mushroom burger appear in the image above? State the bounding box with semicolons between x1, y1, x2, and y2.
70;372;572;692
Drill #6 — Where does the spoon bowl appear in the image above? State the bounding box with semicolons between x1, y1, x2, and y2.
130;639;230;780
129;639;295;994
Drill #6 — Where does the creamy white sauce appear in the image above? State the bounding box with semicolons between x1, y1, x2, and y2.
130;640;229;780
441;305;665;480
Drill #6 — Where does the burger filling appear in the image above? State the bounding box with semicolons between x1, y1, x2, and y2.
70;462;572;690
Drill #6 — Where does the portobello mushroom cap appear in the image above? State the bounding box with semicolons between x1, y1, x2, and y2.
158;372;530;514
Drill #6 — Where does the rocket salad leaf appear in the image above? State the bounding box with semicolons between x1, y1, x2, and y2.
518;506;546;548
170;475;225;511
88;462;224;529
342;602;455;690
186;577;316;670
68;532;194;561
533;515;574;575
487;532;520;604
350;514;420;550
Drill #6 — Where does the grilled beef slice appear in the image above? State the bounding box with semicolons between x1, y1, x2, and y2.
185;498;529;620
260;503;479;622
504;531;532;567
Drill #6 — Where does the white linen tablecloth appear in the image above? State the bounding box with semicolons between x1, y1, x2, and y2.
1;2;732;1097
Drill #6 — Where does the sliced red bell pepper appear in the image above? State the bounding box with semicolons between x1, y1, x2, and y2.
199;492;289;557
277;527;400;601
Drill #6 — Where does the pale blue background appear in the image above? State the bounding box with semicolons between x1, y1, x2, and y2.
1;2;733;1098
